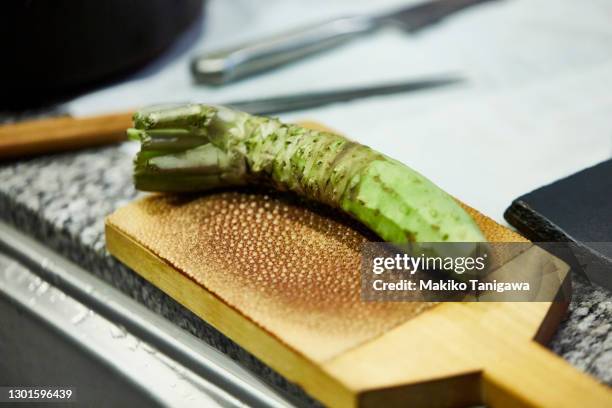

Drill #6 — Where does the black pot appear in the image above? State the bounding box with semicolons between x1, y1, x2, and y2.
1;0;204;108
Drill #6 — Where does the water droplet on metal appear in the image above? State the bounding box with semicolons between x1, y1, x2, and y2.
109;324;127;339
71;308;91;325
35;281;50;296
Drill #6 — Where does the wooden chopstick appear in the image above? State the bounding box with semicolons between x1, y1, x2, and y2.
0;111;134;160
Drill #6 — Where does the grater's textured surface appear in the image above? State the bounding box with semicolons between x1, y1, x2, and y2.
108;191;436;363
0;141;610;393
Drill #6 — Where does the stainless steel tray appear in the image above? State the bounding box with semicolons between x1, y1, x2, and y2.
0;220;294;407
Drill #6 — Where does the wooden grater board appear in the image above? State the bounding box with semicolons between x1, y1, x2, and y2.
105;123;611;408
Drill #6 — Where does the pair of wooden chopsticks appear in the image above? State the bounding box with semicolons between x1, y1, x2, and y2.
0;112;133;160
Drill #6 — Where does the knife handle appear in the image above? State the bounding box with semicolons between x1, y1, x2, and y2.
190;16;376;85
0;112;133;160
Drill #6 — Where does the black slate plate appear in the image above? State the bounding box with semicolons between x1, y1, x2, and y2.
504;158;612;291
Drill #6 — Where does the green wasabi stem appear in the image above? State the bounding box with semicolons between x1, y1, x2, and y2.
129;104;485;244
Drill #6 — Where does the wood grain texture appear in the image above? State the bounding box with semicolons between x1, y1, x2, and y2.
105;123;611;407
0;111;132;159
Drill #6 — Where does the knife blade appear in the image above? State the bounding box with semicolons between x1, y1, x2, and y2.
378;0;496;31
230;76;461;115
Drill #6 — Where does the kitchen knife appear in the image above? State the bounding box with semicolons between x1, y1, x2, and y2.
0;76;459;159
191;0;495;84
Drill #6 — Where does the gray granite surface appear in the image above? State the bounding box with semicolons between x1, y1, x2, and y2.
0;140;610;399
0;144;318;406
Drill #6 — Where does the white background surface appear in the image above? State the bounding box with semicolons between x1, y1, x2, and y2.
68;0;612;224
